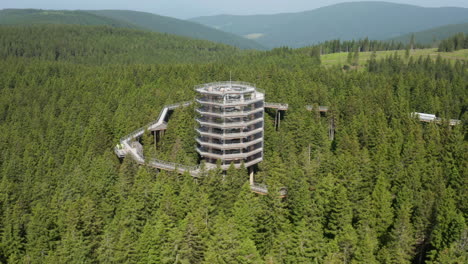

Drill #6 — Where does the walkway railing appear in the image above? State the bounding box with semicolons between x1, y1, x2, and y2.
115;101;197;175
250;183;287;196
412;112;461;126
196;107;263;118
305;105;329;112
196;137;263;150
250;183;268;194
195;127;263;139
196;96;264;106
148;158;200;177
196;117;264;129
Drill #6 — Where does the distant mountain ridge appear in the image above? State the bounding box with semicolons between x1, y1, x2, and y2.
88;10;265;50
190;1;468;48
0;9;265;50
388;22;468;45
0;9;138;28
0;24;246;64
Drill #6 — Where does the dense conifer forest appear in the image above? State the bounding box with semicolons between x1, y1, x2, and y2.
0;25;246;65
0;25;466;263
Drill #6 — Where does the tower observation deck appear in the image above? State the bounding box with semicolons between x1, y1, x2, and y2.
195;81;265;170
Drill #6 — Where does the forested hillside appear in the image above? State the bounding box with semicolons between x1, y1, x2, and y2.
0;23;467;263
0;9;138;28
190;2;468;48
0;25;246;64
389;23;468;46
0;9;264;50
88;10;265;50
438;33;468;52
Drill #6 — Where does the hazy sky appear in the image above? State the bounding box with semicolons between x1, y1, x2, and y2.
2;0;468;19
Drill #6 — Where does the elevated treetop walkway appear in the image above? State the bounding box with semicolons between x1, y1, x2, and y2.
412;112;461;126
265;102;289;111
305;105;329;112
115;100;285;195
114;98;462;195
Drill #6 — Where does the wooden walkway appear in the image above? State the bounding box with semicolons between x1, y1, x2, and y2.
115;100;462;197
412;112;461;126
114;101;201;177
265;102;289;110
305;105;329;112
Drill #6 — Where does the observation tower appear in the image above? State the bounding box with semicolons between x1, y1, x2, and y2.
195;81;265;172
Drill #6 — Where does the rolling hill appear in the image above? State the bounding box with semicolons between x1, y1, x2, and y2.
388;23;468;46
0;9;265;50
0;24;247;64
190;2;468;48
88;10;265;50
0;9;137;28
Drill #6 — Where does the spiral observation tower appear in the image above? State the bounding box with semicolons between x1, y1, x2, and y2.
195;81;265;170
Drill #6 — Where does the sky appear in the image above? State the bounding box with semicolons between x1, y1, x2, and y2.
1;0;468;19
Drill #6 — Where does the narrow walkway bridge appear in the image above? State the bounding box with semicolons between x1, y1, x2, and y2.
116;100;463;197
412;112;461;126
305;105;329;113
265;102;288;130
115;101;202;177
251;183;288;197
265;102;289;111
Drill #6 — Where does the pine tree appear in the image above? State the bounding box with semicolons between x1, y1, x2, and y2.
161;213;206;263
326;184;352;237
385;187;415;264
370;174;394;237
429;187;466;260
290;217;326;263
204;214;262;264
351;224;379;264
353;47;360;66
232;183;259;241
347;51;353;65
136;212;174;263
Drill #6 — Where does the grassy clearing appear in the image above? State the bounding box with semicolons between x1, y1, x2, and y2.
320;48;468;67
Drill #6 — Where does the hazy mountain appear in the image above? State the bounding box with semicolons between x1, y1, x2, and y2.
88;10;265;50
0;9;265;50
190;2;468;48
388;22;468;45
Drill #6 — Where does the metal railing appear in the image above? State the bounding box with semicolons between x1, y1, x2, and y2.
305;105;329;112
250;183;288;196
243;157;263;168
119;101;193;143
197;147;263;160
196;95;264;106
412;112;462;126
196;117;263;129
148;101;192;129
250;183;268;194
196;137;263;150
194;81;259;92
148;158;200;176
196;107;263;118
196;126;262;137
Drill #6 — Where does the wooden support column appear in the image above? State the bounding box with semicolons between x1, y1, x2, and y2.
249;167;254;185
153;131;158;150
329;116;335;141
274;109;278;130
278;111;281;130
